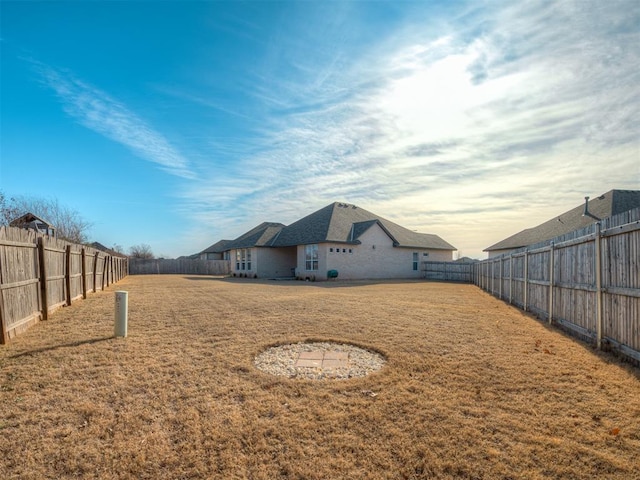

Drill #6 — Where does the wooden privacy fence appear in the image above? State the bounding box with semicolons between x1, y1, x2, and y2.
474;218;640;363
423;261;476;282
129;258;230;275
0;226;128;344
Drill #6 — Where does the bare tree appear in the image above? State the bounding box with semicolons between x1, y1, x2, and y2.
0;191;92;244
129;243;154;259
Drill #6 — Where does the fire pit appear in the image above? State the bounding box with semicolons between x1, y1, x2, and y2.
254;341;386;380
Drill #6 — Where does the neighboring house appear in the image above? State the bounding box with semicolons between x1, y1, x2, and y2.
455;256;479;263
9;212;56;237
88;242;128;258
198;239;232;260
220;202;456;280
484;189;640;257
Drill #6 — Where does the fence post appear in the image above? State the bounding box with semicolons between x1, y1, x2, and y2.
485;260;488;291
81;248;87;299
484;260;488;291
102;256;108;290
595;222;603;349
65;244;72;306
509;254;513;304
93;252;99;293
548;242;554;324
523;249;529;312
37;236;49;320
499;257;503;300
0;268;6;343
493;259;497;294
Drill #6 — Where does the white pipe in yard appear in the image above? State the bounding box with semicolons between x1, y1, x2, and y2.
115;291;129;337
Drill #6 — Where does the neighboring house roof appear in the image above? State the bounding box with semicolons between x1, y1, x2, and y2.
271;202;456;250
9;212;53;228
200;239;233;254
485;189;640;252
225;222;286;249
9;212;56;236
456;257;479;263
89;242;127;258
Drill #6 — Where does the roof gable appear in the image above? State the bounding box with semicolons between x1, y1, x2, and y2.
350;220;390;243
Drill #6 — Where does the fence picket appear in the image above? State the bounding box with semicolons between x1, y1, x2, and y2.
0;226;128;343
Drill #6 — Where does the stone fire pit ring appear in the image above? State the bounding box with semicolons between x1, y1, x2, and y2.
254;341;386;380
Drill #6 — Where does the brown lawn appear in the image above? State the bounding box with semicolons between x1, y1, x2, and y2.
1;275;639;479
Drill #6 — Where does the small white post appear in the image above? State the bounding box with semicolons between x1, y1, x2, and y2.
115;291;128;337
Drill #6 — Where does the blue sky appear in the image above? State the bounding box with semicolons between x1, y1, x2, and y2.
1;0;638;259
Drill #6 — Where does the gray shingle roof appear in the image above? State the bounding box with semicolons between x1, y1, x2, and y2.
272;202;456;250
200;239;232;254
224;222;285;250
485;189;640;252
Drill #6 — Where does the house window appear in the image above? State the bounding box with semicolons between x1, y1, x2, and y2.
330;247;333;252
236;250;241;270
305;244;318;271
342;248;346;253
348;248;352;254
412;252;419;271
247;249;252;270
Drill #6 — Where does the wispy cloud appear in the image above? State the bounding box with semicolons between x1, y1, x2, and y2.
33;62;195;179
180;0;639;257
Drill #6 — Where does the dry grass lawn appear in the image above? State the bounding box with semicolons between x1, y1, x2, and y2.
1;275;639;479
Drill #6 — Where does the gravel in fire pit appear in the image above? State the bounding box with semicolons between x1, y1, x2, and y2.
254;341;386;380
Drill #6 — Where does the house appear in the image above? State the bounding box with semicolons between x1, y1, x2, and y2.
484;189;640;257
9;212;56;237
198;239;232;260
223;222;291;278
88;242;127;258
220;202;456;280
